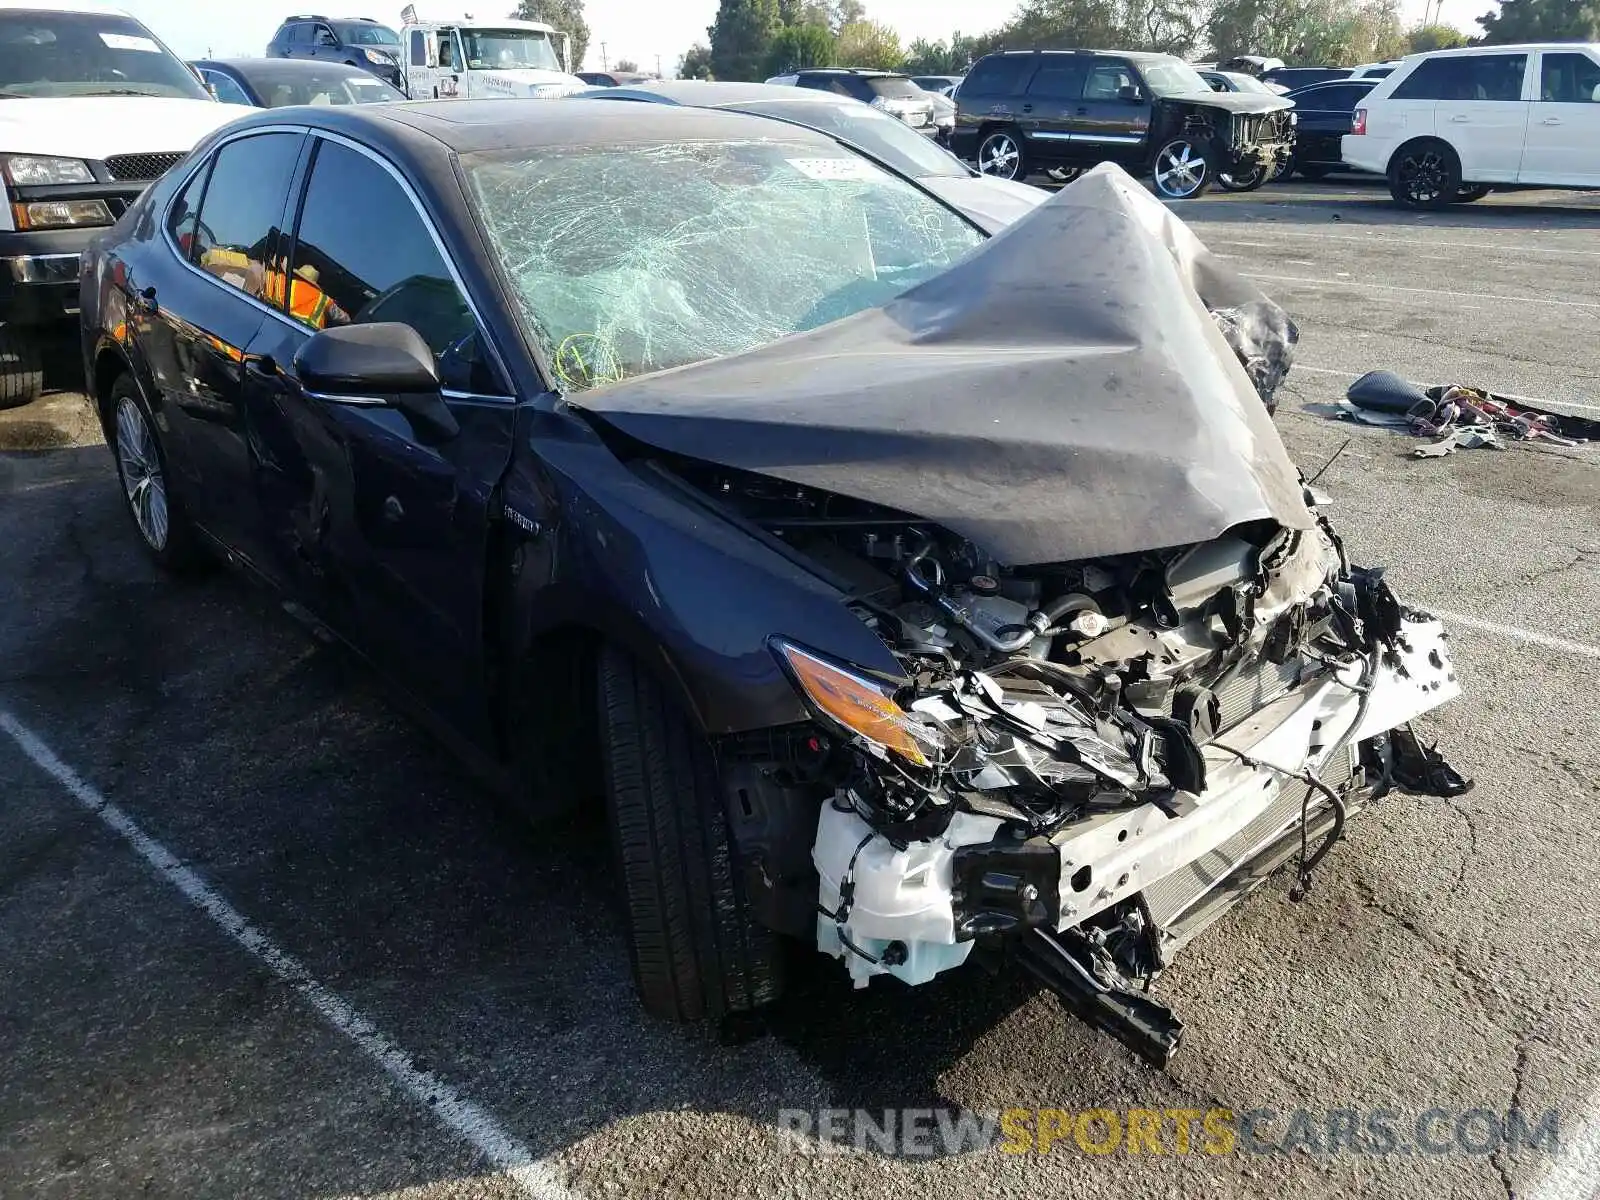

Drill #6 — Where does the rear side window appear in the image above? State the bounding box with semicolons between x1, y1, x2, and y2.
290;140;499;392
863;76;922;100
189;133;303;303
1540;52;1600;103
962;54;1033;97
289;23;312;44
1392;54;1527;101
167;161;210;259
1302;83;1369;110
1027;59;1089;100
201;69;252;106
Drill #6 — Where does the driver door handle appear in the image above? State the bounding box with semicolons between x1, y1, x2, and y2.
1448;114;1470;123
1020;103;1034;112
1076;106;1089;115
1541;117;1562;125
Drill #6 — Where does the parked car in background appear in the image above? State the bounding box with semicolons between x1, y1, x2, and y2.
397;4;585;99
1262;66;1353;90
1283;77;1377;178
911;73;964;95
1349;60;1402;79
1343;44;1600;208
926;88;956;140
1198;69;1289;95
575;79;1048;229
1216;54;1284;76
952;49;1295;198
79;98;1464;1062
266;14;403;91
193;59;405;108
0;0;243;408
576;70;652;87
765;68;937;132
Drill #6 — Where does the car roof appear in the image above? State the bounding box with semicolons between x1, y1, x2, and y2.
0;0;134;11
232;97;849;156
1400;42;1599;56
195;57;376;77
981;48;1178;62
594;79;846;106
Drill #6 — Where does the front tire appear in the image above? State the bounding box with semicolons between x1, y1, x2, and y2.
109;374;205;572
0;324;43;410
1152;136;1213;199
598;645;783;1022
1217;162;1269;192
1388;140;1461;209
976;128;1026;181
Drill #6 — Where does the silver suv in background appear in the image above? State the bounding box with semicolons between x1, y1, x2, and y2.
765;68;937;132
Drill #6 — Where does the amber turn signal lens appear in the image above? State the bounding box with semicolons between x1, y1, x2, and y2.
774;641;934;768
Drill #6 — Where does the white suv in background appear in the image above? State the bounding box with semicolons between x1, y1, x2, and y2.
1343;43;1600;208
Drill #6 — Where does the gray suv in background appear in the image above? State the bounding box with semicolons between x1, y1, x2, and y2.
766;67;937;132
266;15;404;91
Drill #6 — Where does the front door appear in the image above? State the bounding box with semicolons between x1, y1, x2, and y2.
261;134;518;750
1520;50;1600;186
1080;57;1152;167
143;130;306;573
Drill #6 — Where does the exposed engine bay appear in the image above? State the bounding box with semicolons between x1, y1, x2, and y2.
671;455;1470;1065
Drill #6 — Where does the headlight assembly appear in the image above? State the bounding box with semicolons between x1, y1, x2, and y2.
4;155;95;186
773;640;944;768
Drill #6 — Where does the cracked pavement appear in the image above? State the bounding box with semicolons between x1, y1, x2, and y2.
2;180;1598;1200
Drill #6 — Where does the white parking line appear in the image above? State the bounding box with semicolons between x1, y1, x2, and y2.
1428;609;1600;662
1212;231;1600;259
1246;272;1600;312
0;709;579;1200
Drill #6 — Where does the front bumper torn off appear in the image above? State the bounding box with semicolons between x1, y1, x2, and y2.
812;614;1460;1053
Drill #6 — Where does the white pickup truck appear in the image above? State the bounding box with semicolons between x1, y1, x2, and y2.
0;0;245;406
397;5;586;100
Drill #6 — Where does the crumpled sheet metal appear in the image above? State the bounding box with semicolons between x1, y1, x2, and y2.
578;164;1314;567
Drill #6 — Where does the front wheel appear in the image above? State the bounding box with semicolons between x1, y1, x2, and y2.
1217;162;1269;192
1152;136;1213;199
977;128;1026;181
598;645;783;1022
1388;141;1461;209
0;323;43;410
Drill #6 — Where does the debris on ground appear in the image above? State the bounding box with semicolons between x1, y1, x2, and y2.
1339;370;1600;457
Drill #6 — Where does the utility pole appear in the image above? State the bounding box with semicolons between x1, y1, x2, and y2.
655;53;661;77
600;42;608;70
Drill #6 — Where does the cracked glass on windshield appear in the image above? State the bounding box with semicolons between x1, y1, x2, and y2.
465;138;984;392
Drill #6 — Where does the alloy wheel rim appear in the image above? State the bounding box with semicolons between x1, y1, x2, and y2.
979;134;1020;179
116;396;169;551
1402;150;1446;202
1155;141;1207;197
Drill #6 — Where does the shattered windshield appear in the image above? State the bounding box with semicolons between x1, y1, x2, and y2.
459;28;562;72
465;139;984;392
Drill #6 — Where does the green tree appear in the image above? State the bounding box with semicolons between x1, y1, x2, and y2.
709;0;782;80
765;22;836;74
513;0;590;71
1404;21;1468;51
1207;0;1404;63
1479;0;1600;42
613;58;640;72
833;0;868;31
834;18;902;69
679;42;715;78
903;32;980;74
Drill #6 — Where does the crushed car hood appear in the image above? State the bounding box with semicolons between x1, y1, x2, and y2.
1158;91;1293;114
576;164;1313;566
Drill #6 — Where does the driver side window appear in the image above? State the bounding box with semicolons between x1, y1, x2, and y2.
287;138;504;394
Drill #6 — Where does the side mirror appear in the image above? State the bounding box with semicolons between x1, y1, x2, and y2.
293;323;459;441
1118;84;1143;103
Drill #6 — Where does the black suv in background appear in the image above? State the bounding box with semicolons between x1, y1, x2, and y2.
266;15;404;91
951;49;1295;197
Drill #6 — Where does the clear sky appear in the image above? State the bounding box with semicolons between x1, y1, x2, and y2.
120;0;1496;73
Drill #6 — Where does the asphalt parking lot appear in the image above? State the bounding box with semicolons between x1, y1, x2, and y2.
3;179;1599;1200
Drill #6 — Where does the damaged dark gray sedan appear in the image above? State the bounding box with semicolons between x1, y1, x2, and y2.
81;101;1466;1065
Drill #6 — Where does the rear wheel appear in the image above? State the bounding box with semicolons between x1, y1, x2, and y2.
0;324;43;410
1152;136;1213;199
1455;183;1492;203
109;374;206;572
1217;162;1269;192
597;644;783;1022
977;128;1026;181
1388;140;1461;209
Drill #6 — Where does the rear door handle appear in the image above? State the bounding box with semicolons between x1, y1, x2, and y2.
1448;114;1470;123
1020;103;1033;113
1076;106;1088;115
1541;116;1562;125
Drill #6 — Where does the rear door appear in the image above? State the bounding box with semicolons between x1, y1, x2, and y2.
1426;52;1530;180
144;130;306;573
1520;49;1600;185
257;134;517;748
1079;57;1152;166
1016;56;1089;164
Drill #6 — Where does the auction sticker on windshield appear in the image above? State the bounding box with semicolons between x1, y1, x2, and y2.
787;157;881;182
100;32;161;52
